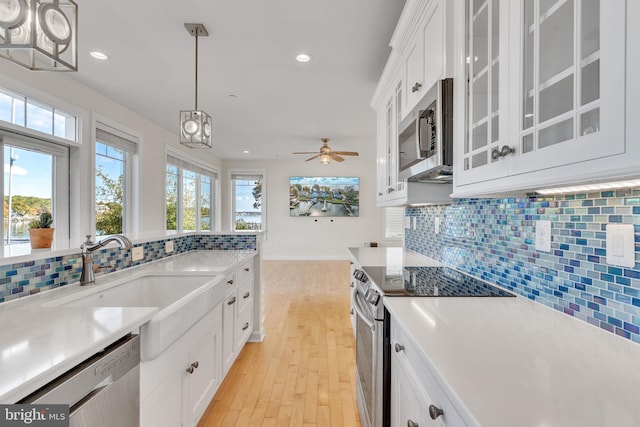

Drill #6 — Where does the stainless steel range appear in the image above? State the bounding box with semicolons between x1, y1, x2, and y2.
352;265;513;427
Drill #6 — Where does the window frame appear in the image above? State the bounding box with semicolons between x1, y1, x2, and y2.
383;206;404;241
0;130;70;255
165;148;219;233
91;114;140;237
229;168;266;232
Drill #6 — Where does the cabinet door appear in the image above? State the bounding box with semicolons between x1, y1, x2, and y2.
405;32;425;112
423;0;446;94
392;351;440;427
376;108;388;205
183;314;222;427
509;0;625;175
222;292;237;376
456;0;510;187
140;370;182;427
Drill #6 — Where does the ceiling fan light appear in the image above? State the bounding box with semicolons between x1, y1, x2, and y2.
320;154;331;165
0;0;77;71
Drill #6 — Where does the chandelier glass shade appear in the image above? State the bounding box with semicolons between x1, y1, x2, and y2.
0;0;78;71
179;23;212;149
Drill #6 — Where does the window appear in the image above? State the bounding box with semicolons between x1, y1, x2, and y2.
230;171;264;231
95;125;138;236
1;131;70;254
384;207;404;240
166;152;218;232
0;86;77;142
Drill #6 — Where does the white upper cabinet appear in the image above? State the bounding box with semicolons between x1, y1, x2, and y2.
402;0;450;118
454;0;635;196
372;0;453;207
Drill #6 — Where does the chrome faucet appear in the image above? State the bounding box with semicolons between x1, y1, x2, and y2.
80;234;133;286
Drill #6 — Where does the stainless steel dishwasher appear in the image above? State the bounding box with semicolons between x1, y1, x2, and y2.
20;334;140;427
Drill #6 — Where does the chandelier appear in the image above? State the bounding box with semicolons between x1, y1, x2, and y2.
0;0;77;71
179;23;212;149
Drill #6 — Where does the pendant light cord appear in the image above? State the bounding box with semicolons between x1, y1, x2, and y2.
195;29;199;110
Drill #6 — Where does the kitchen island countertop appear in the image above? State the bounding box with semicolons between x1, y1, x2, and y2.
0;249;256;403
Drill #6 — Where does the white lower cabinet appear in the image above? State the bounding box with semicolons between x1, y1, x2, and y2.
141;304;222;427
391;317;466;427
223;259;254;376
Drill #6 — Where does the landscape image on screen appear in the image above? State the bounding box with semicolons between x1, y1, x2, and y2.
290;176;359;217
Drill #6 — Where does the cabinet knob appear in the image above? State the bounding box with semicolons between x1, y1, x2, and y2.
350;309;354;315
243;292;250;299
191;361;199;369
428;404;444;420
492;145;515;160
387;187;395;193
242;322;249;331
378;192;383;196
407;420;419;427
411;82;422;93
228;297;237;305
244;267;250;272
186;366;194;374
227;279;234;285
395;343;405;353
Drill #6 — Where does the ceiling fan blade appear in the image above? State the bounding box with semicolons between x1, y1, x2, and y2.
329;153;345;162
305;154;322;162
333;151;359;156
293;151;320;154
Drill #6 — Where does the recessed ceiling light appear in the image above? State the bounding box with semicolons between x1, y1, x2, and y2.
228;94;238;100
242;150;250;154
296;53;311;63
90;51;109;60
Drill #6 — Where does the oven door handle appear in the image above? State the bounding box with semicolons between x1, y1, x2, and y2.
352;288;376;331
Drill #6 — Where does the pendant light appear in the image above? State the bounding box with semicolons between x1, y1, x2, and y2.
179;23;212;149
0;0;77;71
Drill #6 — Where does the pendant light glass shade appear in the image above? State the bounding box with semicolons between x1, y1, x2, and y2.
180;109;212;148
179;23;212;149
0;0;78;71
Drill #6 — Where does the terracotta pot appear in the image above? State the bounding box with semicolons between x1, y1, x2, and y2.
28;228;55;249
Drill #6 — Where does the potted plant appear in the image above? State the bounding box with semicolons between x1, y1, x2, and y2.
28;212;55;249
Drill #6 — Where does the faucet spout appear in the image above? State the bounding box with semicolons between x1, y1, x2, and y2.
80;234;134;286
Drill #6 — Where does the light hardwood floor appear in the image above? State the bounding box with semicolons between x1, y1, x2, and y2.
197;260;361;427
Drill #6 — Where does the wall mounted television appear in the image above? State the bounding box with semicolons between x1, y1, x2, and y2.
289;176;359;217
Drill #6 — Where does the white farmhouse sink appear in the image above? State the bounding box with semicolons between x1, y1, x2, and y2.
45;271;226;361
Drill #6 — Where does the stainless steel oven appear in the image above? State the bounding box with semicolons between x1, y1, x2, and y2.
352;269;386;427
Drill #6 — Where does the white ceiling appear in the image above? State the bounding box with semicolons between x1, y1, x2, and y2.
71;0;406;161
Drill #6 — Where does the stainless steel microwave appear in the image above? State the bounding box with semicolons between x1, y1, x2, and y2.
398;78;453;182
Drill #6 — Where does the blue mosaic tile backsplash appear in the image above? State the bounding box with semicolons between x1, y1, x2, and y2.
405;189;640;344
0;234;257;304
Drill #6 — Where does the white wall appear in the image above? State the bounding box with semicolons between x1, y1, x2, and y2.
223;154;390;260
0;61;222;241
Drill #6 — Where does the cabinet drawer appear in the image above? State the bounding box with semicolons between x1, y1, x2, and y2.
223;272;236;296
392;320;466;426
238;279;252;313
236;259;253;284
236;304;253;351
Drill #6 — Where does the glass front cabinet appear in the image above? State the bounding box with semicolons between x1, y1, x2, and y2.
454;0;630;195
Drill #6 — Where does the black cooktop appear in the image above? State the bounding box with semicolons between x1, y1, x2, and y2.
361;266;514;297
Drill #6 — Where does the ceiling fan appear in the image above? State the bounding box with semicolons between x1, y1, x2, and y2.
293;138;359;164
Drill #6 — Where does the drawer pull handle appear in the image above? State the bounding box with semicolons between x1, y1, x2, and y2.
395;343;405;353
191;361;199;369
242;322;249;331
186;366;194;374
407;420;419;427
228;297;237;305
243;292;250;299
244;267;250;272
428;404;444;420
186;361;199;373
227;279;234;285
